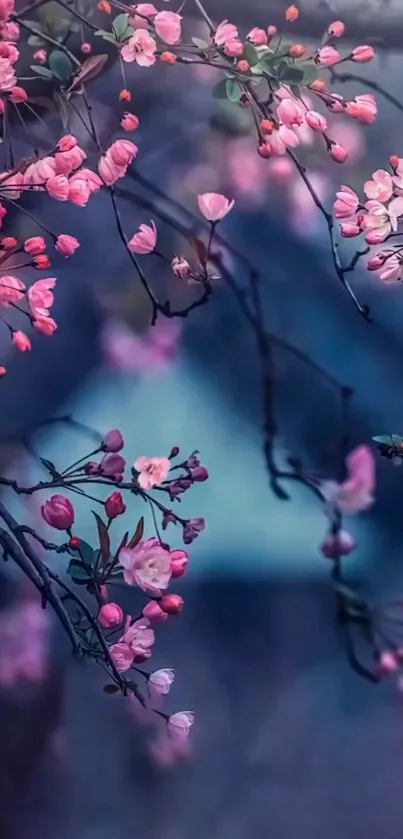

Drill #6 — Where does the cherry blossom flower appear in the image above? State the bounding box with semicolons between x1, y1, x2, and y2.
128;220;157;254
167;710;194;739
322;445;375;515
0;55;16;90
109;641;134;672
119;537;172;594
28;277;55;318
214;20;238;46
120;617;155;659
333;185;359;219
378;253;403;283
154;10;182;44
0;274;25;306
364;169;393;202
197;192;234;222
121;28;157;66
345;93;377;124
148;668;175;696
134;454;170;488
41;494;75;529
361;197;403;244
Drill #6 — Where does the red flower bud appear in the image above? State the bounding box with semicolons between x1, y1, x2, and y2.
69;535;80;549
105;491;126;519
159;594;184;615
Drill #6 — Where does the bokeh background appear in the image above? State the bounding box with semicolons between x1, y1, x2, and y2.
2;1;403;837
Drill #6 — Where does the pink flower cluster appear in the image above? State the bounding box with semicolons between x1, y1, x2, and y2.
333;157;403;282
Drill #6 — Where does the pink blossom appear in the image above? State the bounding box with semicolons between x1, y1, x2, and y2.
0;274;25;306
109;641;134;672
320;530;356;559
378;253;403;283
23;156;56;186
322;445;375;515
13;330;31;352
121;112;139;131
197;192;234;222
102;428;124;452
317;46;340;65
149;668;175;695
223;39;243;57
0;169;23;199
121;28;157;66
128;220;157;254
276;97;304;127
68;175;91;206
328;20;345;37
23;236;46;254
73;167;103;193
247;27;267;45
0;56;16;90
214;20;238;46
46;174;69;201
154;10;182;44
361;197;403;243
99;602;124;628
98;153;126;186
351;45;375;63
340;222;361;237
142;600;168;622
33;314;57;335
109;139;138;167
41;494;75;529
171;254;191;279
305;110;327;132
55;233;80;257
345;93;377;124
121;617;155;659
364;169;393;202
333;185;359;219
277;124;300;149
134;454;170;488
105;490;126;518
100;452;126;480
28;277;55;318
54;144;86;175
119;537;172;594
170;549;188;578
129;2;157;28
167;710;194;739
329;143;348;163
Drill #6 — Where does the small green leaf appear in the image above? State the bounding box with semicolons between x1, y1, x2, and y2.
128;516;144;549
48;50;74;81
243;42;259;67
67;539;96;566
67;559;92;583
103;683;120;694
112;12;129;39
30;64;54;79
28;34;46;46
212;78;228;100
280;65;304;84
300;62;318;86
192;36;209;49
53;91;69;132
225;78;242;103
93;511;110;568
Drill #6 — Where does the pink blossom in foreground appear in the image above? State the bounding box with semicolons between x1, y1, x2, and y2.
333;185;359;219
99;602;123;628
345;94;377;124
276;97;304;127
41;494;75;529
316;46;340;65
55;234;80;257
361;197;403;244
128;220;157;254
23;236;46;254
378;253;403;283
54;144;86;175
129;2;157;28
119;537;172;594
363;169;393;202
351;45;375;63
13;330;31;352
322;445;375;514
142;600;168;623
0;274;25;305
214;20;238;46
28;277;55;318
109;641;134;672
247;26;267;45
121;28;157;66
134;455;170;488
121;617;155;659
149;668;175;696
154;10;182;44
197;192;234;222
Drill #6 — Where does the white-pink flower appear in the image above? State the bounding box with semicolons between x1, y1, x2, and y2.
363;169;393;202
322;445;375;515
214;19;238;46
134;454;169;487
154;10;182;44
333;185;359;219
378;253;403;283
361;197;403;244
121;28;157;66
121;617;155;658
197;192;234;222
149;668;175;696
167;710;194;739
128;220;157;254
119;537;172;594
276;97;304;127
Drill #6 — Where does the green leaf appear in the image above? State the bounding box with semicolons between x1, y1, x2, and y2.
103;683;120;694
225;78;242;103
67;559;92;584
98;31;118;44
67;539;96;566
53;91;70;132
243;42;259;67
280;65;304;84
212;78;228;100
48;49;74;81
112;12;129;39
30;64;54;79
300;62;318;86
93;511;110;568
128;516;144;549
192;36;209;50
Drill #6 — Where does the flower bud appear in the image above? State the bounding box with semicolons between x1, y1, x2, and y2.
340;222;360;237
33;254;50;269
367;254;387;270
236;60;249;73
1;237;17;249
119;89;131;102
379;651;399;674
81;42;92;54
328;20;345;38
170;549;188;578
289;43;305;58
329;143;348;163
389;155;399;171
55;234;80;257
285;4;299;21
121;112;140;132
159;594;184;615
99;584;108;601
190;466;209;482
42;494;74;530
260;119;274;134
351;45;375;63
99;602;123;628
171;255;191;279
320;530;356;559
102;429;124;452
149;668;175;695
258;142;273;159
13;330;31;352
142;600;168;622
105;491;126;519
69;535;80;549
